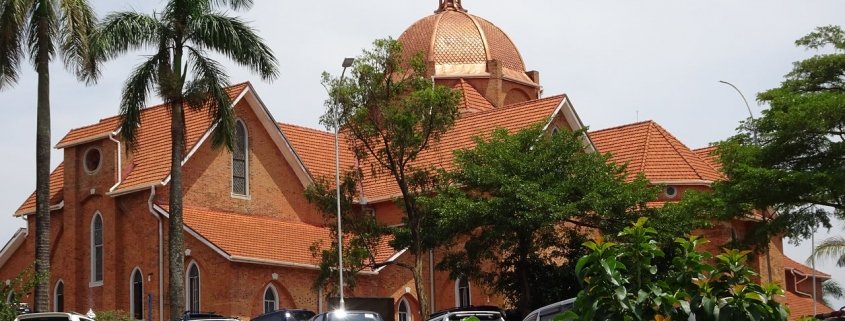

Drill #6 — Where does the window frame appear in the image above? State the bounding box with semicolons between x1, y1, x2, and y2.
263;284;279;314
185;261;201;312
83;146;103;175
130;267;144;320
231;119;250;198
398;297;411;321
455;277;471;307
53;279;64;312
90;212;104;287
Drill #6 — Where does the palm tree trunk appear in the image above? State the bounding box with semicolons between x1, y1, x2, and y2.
34;6;51;312
168;98;186;321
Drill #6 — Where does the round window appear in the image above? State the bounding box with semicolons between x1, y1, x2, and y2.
665;186;678;198
84;147;102;174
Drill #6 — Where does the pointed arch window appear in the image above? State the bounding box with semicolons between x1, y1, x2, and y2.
186;262;201;312
130;268;144;320
232;119;249;196
91;213;104;285
263;285;278;314
398;298;411;321
54;280;64;312
455;277;470;307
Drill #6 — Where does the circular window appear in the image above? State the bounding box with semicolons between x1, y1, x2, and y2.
665;186;678;198
84;147;102;174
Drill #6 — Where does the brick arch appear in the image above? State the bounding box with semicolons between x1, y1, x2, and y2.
504;88;531;106
396;293;421;321
252;280;296;316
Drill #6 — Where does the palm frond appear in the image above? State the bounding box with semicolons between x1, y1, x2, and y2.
188;12;277;81
824;279;845;299
809;236;845;267
119;51;163;150
58;0;97;83
185;47;235;150
210;0;253;10
0;0;33;88
26;0;57;66
97;11;162;60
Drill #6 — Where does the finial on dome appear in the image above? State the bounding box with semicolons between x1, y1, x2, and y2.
436;0;467;13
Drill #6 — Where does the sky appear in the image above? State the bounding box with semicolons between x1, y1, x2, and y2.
1;0;844;309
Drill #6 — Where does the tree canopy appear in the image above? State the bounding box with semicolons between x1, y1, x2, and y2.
420;125;659;316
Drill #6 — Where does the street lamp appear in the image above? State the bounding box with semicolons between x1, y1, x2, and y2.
336;57;354;312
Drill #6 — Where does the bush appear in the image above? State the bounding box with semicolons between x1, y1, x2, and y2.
561;218;789;321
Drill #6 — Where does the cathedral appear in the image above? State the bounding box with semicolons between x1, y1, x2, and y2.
0;0;831;320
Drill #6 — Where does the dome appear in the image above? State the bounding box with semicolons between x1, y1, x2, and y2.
398;0;533;84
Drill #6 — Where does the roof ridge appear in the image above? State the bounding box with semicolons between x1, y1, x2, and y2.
460;94;564;119
651;122;706;180
639;121;654;175
589;119;655;134
278;122;332;134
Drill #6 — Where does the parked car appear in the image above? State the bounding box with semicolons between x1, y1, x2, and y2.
309;310;383;321
426;306;506;321
14;312;93;321
253;309;315;321
521;299;575;321
182;311;238;321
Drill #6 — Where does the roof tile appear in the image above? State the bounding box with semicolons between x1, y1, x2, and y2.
15;162;64;216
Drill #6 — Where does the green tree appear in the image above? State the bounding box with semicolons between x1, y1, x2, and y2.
0;0;98;311
94;1;278;319
420;125;658;316
708;25;845;250
321;38;461;317
564;218;790;321
305;171;390;295
0;264;46;321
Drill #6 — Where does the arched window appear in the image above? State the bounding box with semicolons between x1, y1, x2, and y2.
186;262;201;312
455;277;470;307
54;280;64;312
263;285;278;314
398;298;411;321
130;268;143;320
232;119;249;196
91;213;104;284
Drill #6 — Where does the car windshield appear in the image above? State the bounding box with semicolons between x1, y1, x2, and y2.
448;313;502;321
328;312;380;321
288;311;316;321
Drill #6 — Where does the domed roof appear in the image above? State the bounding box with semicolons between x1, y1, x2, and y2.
398;0;532;83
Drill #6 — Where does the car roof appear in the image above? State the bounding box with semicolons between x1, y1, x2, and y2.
428;306;503;319
16;312;89;320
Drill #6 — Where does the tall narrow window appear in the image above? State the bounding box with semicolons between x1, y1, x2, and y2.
131;269;143;320
398;298;411;321
456;277;470;307
54;280;64;312
186;262;200;312
232;120;248;196
91;213;104;284
263;285;278;314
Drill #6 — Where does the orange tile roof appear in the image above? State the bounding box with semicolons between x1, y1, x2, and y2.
278;123;357;181
783;256;831;279
15;162;65;216
180;206;397;268
693;146;721;172
281;95;564;202
588;120;723;183
454;79;494;113
785;290;833;320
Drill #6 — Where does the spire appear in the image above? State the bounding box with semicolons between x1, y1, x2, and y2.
436;0;467;13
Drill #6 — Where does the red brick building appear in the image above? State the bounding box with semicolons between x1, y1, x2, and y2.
0;1;832;320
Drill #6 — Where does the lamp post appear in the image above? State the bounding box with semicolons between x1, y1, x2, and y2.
336;57;354;312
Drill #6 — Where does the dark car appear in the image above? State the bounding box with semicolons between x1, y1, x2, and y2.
309;310;383;321
253;309;315;321
182;311;238;321
426;306;506;321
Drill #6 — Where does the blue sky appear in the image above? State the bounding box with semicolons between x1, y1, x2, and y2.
0;0;843;309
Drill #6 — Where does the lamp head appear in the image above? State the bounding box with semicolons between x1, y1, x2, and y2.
342;58;354;68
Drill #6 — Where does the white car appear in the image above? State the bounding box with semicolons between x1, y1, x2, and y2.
14;312;95;321
521;299;575;321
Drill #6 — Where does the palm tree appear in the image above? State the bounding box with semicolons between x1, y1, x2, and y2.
0;0;98;312
94;0;277;319
811;236;845;268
